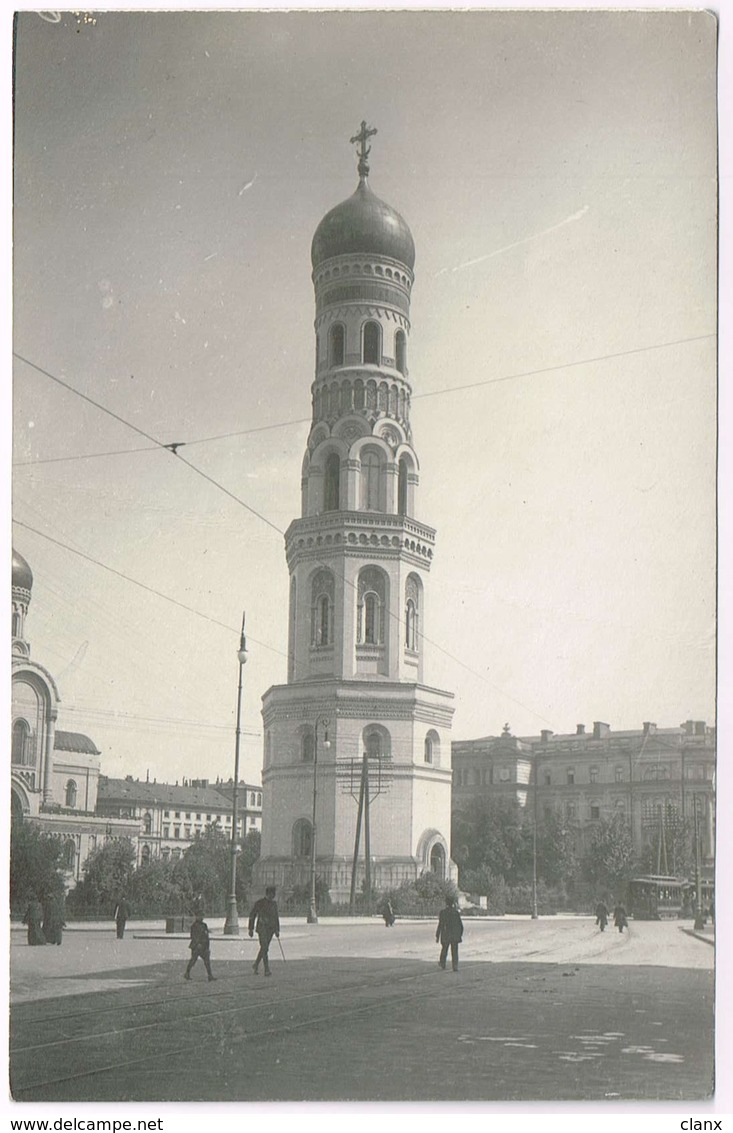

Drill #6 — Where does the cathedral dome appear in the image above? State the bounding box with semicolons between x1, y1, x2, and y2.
12;549;33;592
311;180;415;271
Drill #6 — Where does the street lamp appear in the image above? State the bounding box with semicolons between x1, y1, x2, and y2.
307;716;330;924
223;613;248;936
693;794;705;932
531;752;539;919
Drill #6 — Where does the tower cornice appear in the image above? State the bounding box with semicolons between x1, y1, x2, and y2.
285;511;436;572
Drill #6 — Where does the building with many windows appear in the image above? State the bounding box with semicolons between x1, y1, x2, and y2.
452;720;715;869
96;776;262;864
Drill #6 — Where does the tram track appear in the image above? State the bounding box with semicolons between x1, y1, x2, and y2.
11;938;604;1098
10;962;430;1054
11;926;634;1098
11;962;488;1097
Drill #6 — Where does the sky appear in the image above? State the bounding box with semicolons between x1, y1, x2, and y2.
9;6;719;790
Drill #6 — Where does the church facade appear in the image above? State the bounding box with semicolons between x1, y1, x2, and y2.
256;126;455;902
11;549;138;883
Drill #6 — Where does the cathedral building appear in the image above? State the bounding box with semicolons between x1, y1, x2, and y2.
256;125;455;902
11;548;138;882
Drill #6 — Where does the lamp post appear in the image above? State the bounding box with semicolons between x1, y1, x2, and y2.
307;716;330;924
223;614;248;936
693;794;705;932
531;753;539;919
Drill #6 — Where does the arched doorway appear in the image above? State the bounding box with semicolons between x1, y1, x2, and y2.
430;843;446;879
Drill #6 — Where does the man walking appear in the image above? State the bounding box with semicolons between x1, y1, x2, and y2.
248;886;280;976
114;896;131;939
613;901;628;933
594;899;609;932
184;913;216;981
436;896;463;972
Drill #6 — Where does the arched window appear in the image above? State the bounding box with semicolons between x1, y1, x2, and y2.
363;321;380;365
12;609;21;636
62;840;75;871
405;600;417;650
357;567;386;646
317;595;330;642
143;813;152;835
424;730;440;766
311;569;335;646
289;576;297;679
366;732;381;758
363;727;391;761
398;457;409;516
302;731;315;763
364;593;378;643
395;330;407;374
141;843;151;866
293;818;312;859
354;379;364;410
12;719;32;766
329;323;345;367
405;573;421;651
324;453;340;511
65;780;77;808
361;447;382;510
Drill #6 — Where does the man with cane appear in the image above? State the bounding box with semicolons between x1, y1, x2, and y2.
248;886;281;977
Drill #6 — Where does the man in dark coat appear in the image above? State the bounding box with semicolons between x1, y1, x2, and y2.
436;896;463;972
248;886;280;976
24;894;46;945
114;897;131;939
613;902;628;933
184;914;216;981
42;894;66;945
594;900;609;931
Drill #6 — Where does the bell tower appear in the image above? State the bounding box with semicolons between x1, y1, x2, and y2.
256;125;455;902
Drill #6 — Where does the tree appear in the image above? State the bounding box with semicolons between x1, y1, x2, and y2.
413;869;459;904
453;796;533;886
536;811;579;887
174;825;249;915
128;859;181;917
381;872;459;916
239;829;261;891
582;814;637;893
10;823;66;914
68;838;136;915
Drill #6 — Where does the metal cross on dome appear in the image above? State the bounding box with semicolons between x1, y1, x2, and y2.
350;120;377;179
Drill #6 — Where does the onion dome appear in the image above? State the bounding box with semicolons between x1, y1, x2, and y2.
12;548;33;592
311;179;415;271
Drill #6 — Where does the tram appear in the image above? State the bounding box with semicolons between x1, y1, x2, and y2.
626;875;688;920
